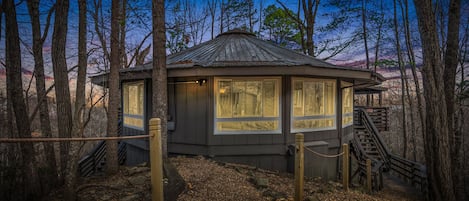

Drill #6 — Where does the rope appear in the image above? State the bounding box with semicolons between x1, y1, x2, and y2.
0;135;150;143
303;146;344;158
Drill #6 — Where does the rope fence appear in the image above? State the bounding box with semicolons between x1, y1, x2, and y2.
303;146;345;158
0;135;150;143
0;118;164;201
294;133;349;201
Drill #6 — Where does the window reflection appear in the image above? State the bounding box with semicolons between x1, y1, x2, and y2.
215;77;281;134
123;81;145;130
291;78;336;132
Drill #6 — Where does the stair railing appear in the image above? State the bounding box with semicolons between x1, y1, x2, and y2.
349;137;384;191
78;113;126;177
359;108;391;167
355;108;427;193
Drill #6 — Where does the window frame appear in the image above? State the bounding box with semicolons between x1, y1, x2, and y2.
341;81;354;127
214;77;282;135
290;77;337;133
122;80;145;131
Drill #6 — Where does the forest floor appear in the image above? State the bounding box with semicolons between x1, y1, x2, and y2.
50;156;422;201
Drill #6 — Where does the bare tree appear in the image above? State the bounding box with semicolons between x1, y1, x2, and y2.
444;0;463;199
208;0;217;39
106;0;121;174
64;0;88;199
413;0;461;200
152;0;168;157
51;0;73;181
4;0;40;199
26;0;58;190
392;0;408;158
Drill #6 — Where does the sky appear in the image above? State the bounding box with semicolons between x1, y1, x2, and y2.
0;0;466;80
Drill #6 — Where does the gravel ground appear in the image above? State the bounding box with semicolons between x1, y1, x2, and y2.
49;156;420;201
172;156;420;201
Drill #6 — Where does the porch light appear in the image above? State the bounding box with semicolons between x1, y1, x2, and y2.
195;79;206;86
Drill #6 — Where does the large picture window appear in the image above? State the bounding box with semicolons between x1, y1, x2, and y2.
215;77;281;134
123;81;145;130
291;78;336;132
342;82;354;127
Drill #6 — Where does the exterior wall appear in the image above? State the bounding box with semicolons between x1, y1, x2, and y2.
123;75;351;179
168;77;209;155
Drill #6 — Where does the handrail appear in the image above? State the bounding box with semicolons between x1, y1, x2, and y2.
359;108;391;166
349;137;384;191
355;108;427;193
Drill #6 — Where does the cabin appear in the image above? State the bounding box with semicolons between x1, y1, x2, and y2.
91;30;385;180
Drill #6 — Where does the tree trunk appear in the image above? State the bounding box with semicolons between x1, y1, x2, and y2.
52;0;73;181
413;0;456;200
361;0;370;70
403;0;425;158
106;0;121;175
63;0;88;199
5;0;40;199
152;0;168;158
444;0;463;200
393;0;408;158
120;0;127;68
26;0;58;192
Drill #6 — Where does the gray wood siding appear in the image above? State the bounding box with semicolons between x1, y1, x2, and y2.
169;77;208;145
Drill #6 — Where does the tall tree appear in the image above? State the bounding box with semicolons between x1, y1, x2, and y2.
64;0;88;199
393;0;408;158
106;0;121;174
301;0;319;56
222;0;257;31
443;0;463;199
51;0;73;181
208;0;217;39
4;0;40;199
263;5;297;45
413;0;461;200
152;0;168;157
26;0;58;190
402;0;425;158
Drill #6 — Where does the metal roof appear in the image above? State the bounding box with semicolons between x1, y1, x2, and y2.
125;29;368;72
91;29;385;86
168;29;339;68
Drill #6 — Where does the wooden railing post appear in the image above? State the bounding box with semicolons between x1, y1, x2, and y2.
149;118;164;201
342;143;349;191
366;159;372;193
295;133;304;201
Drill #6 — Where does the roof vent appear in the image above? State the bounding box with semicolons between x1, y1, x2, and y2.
216;28;256;38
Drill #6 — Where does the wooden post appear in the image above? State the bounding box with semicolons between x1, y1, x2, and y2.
366;159;372;193
295;133;304;201
149;118;164;201
342;143;349;191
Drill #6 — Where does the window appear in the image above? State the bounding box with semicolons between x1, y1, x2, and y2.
342;82;354;127
215;77;281;134
291;78;336;132
123;81;145;130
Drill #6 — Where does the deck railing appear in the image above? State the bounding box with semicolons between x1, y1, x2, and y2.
78;116;125;177
355;108;427;193
355;106;389;132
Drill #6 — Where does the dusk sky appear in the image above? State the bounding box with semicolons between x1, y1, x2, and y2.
0;0;457;79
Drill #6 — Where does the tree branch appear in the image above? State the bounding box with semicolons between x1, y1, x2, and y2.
41;4;56;43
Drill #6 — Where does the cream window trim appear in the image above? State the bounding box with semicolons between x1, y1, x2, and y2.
122;81;145;131
342;81;354;128
291;77;337;133
214;77;282;135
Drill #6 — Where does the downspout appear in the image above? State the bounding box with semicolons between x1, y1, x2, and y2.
336;78;342;179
